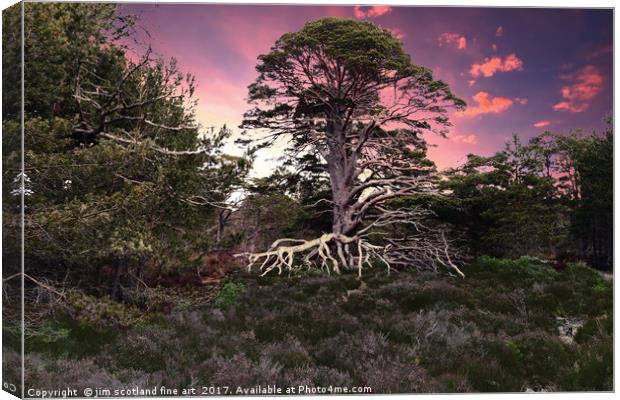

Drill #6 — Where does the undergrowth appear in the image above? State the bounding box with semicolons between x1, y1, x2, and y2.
3;257;612;393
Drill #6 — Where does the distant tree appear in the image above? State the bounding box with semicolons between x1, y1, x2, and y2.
570;124;613;269
444;134;567;258
549;123;613;269
239;18;466;276
445;123;613;269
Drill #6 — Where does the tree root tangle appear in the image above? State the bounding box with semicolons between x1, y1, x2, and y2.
235;232;465;278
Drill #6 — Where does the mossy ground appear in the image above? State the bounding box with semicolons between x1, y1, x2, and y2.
4;258;613;393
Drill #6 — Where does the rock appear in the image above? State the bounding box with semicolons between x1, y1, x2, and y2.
555;317;585;345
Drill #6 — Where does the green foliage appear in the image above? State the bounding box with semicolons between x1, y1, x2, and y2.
25;317;118;359
3;3;134;119
26;321;71;344
560;338;613;390
564;125;613;269
215;281;245;308
503;339;523;361
2;4;251;314
475;255;559;282
66;291;146;328
591;280;611;296
259;17;419;82
574;317;609;344
443;126;613;269
114;340;168;373
443;134;567;259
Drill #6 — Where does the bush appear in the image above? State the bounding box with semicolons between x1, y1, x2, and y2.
474;255;558;282
66;291;146;327
25;317;118;359
214;281;245;308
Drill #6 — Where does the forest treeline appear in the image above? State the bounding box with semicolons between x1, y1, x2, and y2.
2;3;613;313
442;129;612;268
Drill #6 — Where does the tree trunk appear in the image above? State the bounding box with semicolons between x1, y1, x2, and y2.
331;177;355;235
216;209;226;243
111;261;125;300
326;110;357;236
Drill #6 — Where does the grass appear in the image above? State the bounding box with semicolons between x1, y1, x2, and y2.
3;257;613;393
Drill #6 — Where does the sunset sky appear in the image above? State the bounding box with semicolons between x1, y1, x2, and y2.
122;4;613;176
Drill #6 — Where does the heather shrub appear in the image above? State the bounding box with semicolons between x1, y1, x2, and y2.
282;365;353;388
359;352;435;393
574;315;611;344
560;336;613;391
114;335;168;373
18;257;612;392
24;354;127;392
201;354;284;387
264;338;312;368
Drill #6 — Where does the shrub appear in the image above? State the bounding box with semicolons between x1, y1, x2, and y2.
475;255;558;283
66;291;146;327
264;338;312;368
214;281;245;308
592;280;611;296
25;317;118;359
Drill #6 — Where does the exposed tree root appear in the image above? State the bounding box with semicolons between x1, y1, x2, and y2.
235;230;465;278
235;233;388;277
383;231;465;278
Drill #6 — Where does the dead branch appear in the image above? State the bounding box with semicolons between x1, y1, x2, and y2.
100;132;208;156
3;273;67;298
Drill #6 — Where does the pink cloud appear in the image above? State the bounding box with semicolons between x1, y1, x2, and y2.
587;44;612;60
514;97;528;105
468;79;476;87
533;120;551;128
459;91;514;117
387;27;405;40
553;102;588;113
354;5;365;19
496;26;504;37
438;32;467;50
553;65;604;113
354;5;392;19
450;133;478;144
470;53;524;77
368;5;392;17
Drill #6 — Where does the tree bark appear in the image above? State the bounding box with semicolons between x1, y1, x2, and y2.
216;209;231;243
326;110;358;236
